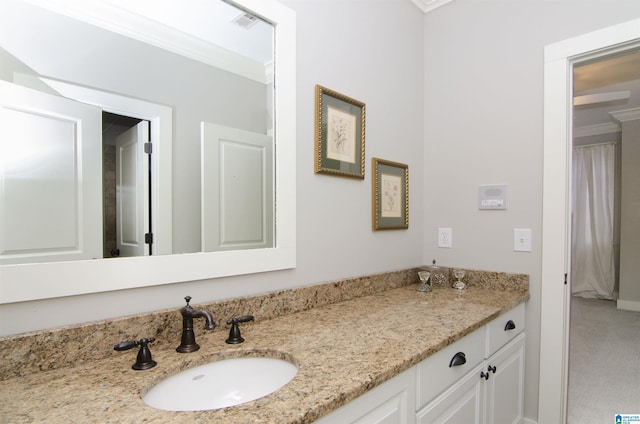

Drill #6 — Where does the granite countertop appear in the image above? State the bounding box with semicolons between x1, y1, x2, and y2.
0;283;528;423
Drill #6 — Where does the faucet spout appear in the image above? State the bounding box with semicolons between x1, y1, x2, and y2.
193;309;216;330
176;296;216;353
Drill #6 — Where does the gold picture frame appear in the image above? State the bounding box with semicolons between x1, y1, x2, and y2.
372;158;409;230
314;85;366;179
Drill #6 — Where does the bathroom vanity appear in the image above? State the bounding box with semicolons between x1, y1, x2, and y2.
316;303;526;423
0;269;528;423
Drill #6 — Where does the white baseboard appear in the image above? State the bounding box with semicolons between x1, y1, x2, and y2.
617;299;640;312
522;418;538;424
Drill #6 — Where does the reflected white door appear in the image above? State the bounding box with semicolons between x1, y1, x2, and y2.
0;81;102;264
115;121;149;257
201;122;273;252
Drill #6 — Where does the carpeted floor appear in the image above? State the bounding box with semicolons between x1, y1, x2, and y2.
567;296;640;423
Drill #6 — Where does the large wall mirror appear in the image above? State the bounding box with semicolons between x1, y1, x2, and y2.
0;0;296;303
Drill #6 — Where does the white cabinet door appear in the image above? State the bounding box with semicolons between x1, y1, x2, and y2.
484;333;525;424
417;363;484;424
315;368;416;424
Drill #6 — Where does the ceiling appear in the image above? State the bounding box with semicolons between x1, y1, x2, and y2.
573;48;640;138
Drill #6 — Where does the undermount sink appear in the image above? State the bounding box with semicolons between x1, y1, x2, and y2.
143;356;298;411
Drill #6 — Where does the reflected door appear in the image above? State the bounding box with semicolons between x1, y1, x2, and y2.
201;122;273;252
115;121;150;257
0;81;102;264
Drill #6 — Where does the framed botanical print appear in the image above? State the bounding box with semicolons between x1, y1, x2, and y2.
372;158;409;230
314;85;365;179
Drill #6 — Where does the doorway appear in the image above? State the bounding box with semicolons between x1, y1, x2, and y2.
567;49;640;422
539;19;640;424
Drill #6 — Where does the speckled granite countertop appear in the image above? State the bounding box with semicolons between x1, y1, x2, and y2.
0;275;528;423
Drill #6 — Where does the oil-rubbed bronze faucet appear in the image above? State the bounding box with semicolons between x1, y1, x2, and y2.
176;296;216;353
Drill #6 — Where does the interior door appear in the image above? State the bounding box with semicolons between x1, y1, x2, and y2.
0;81;102;264
115;121;150;257
201;122;273;252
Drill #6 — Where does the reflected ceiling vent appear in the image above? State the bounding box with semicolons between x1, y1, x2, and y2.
232;12;259;29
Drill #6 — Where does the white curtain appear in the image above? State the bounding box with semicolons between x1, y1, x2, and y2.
571;143;616;299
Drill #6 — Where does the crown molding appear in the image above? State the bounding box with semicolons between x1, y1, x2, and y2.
410;0;455;14
609;107;640;122
574;122;621;138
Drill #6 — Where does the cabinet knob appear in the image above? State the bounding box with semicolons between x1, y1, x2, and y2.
488;365;497;374
480;371;490;380
449;352;466;367
504;320;516;331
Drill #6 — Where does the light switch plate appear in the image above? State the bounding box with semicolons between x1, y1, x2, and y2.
514;228;532;252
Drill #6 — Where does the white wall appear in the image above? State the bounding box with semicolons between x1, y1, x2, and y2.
0;0;425;334
421;0;640;421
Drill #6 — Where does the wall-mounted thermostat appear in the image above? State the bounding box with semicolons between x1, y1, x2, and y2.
479;184;507;210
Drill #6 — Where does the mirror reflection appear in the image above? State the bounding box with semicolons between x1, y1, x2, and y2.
0;0;275;265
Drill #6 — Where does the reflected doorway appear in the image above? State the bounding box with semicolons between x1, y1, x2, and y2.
101;112;151;258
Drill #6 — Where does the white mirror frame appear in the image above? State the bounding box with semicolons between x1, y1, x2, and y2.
0;0;296;304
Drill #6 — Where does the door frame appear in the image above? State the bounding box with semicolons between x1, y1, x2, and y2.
539;18;640;424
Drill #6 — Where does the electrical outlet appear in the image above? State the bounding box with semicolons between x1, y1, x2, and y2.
438;227;452;248
514;228;532;252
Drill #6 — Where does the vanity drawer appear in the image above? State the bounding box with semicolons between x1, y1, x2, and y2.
486;303;525;357
416;325;485;409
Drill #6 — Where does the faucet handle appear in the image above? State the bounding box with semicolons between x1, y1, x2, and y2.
114;337;157;370
225;315;255;344
230;315;255;323
184;296;192;306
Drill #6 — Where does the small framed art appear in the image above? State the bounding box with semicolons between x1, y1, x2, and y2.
372;158;409;230
314;85;365;179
